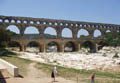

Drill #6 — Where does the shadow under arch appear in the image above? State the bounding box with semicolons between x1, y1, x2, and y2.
81;41;96;53
8;41;22;51
64;41;76;52
46;41;60;52
26;41;42;53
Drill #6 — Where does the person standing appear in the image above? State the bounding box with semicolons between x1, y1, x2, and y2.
90;73;95;83
51;71;55;83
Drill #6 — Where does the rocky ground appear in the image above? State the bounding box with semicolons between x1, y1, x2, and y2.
2;46;120;83
15;46;120;71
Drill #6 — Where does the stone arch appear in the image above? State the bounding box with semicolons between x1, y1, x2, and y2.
106;29;111;33
62;28;72;38
64;41;76;52
46;41;60;52
24;26;40;38
77;29;89;38
11;19;15;23
6;25;20;34
36;21;40;24
0;19;3;22
4;19;9;23
17;20;21;23
117;30;119;32
26;41;41;52
44;27;57;38
23;20;28;24
24;26;40;34
105;29;111;37
81;41;96;53
30;20;34;24
8;41;22;51
93;29;102;37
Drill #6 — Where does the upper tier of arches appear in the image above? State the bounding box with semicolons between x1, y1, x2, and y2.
0;16;119;30
0;16;120;39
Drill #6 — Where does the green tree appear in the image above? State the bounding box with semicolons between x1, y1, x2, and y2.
104;32;120;46
0;27;10;47
0;26;21;47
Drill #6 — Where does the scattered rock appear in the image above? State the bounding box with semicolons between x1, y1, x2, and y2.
13;46;120;70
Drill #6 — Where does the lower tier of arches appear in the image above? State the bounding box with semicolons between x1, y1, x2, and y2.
8;39;102;53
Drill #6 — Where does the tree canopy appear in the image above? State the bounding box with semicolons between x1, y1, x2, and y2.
0;27;19;47
104;32;120;46
0;27;10;47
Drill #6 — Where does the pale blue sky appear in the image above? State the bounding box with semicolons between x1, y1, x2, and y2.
0;0;120;37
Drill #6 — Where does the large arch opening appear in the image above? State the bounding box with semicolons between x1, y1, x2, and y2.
24;26;40;38
93;29;102;38
46;41;59;52
62;28;72;38
105;30;111;38
7;41;22;51
81;41;96;53
106;30;111;33
117;30;119;32
64;41;75;52
44;27;57;38
77;29;89;38
6;25;20;37
26;41;41;53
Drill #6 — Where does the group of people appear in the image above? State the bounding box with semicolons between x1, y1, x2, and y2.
51;65;95;83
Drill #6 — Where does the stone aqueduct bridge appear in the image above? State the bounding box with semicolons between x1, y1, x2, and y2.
0;16;120;52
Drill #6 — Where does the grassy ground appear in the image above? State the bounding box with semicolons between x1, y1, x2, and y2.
0;52;120;83
0;52;32;76
35;62;120;83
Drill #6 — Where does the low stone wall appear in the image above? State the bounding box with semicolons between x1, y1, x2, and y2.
0;59;19;77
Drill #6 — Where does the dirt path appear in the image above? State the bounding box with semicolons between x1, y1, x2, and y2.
3;62;76;83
